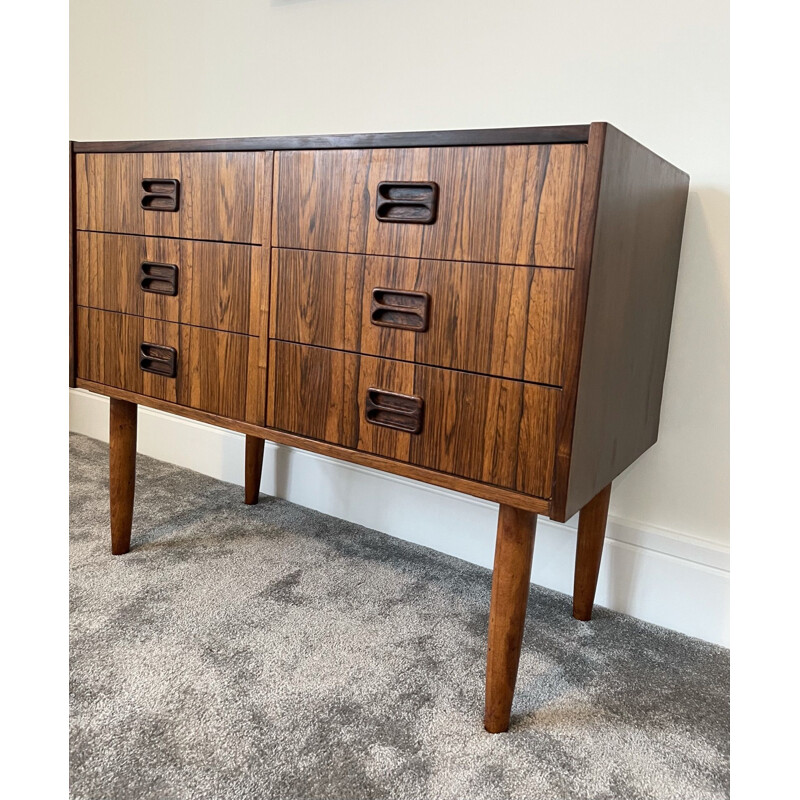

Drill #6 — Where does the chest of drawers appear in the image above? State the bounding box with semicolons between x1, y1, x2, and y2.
69;123;689;732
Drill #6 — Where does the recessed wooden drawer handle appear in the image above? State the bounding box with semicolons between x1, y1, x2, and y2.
370;288;430;332
140;178;180;212
365;388;424;434
139;343;177;378
139;262;179;296
375;181;439;224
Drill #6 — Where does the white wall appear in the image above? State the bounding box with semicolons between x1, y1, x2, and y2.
69;1;729;641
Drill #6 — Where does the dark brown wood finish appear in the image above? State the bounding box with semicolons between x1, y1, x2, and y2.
76;308;259;423
109;398;138;555
484;505;537;733
75;232;255;334
69;123;690;734
271;249;572;385
245;152;274;425
76;379;552;515
267;341;560;498
70;142;77;387
244;436;265;505
274;145;586;268
550;123;608;521
75;151;266;243
72;125;591;153
573;483;612;621
550;124;690;521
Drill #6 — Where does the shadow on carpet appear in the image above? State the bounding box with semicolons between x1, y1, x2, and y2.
69;433;729;800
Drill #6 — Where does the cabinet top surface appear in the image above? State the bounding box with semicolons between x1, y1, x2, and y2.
71;124;593;153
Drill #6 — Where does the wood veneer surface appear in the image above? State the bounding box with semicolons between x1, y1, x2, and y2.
274;146;586;268
271;249;572;386
267;341;559;498
76;232;255;335
75;152;267;244
76;308;257;423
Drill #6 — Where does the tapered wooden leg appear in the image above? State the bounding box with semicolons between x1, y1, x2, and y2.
109;398;137;555
484;505;537;733
244;435;264;505
573;483;612;621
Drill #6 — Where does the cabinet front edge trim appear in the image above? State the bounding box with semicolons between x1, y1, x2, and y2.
72;125;592;153
74;380;552;515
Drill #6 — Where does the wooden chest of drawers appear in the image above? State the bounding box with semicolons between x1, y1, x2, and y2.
69;124;689;732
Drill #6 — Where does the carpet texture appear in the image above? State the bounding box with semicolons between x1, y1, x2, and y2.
69;433;729;800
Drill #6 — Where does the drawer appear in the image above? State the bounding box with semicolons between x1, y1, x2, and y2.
75;232;255;335
274;145;586;267
271;248;572;386
75;151;269;244
76;308;258;423
266;341;559;497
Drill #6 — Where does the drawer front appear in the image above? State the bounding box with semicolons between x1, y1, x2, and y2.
77;308;255;422
75;152;266;244
266;341;559;497
75;232;254;334
274;145;586;267
271;248;572;386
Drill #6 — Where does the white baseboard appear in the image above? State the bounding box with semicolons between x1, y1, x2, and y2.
69;388;730;646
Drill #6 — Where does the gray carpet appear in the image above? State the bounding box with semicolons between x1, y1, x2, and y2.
69;433;729;800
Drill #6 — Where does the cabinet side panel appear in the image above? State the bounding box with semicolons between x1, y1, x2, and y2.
561;125;690;520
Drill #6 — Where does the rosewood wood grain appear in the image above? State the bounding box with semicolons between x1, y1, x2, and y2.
75;152;264;244
71;125;591;153
75;379;551;515
267;341;560;498
370;287;430;333
75;232;253;334
181;324;252;420
109;398;137;555
484;505;537;733
365;388;424;433
573;483;612;621
245;152;273;426
76;152;180;238
76;308;258;423
69;124;691;734
356;355;416;462
244;435;265;505
273;145;587;268
270;249;573;386
550;124;690;521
